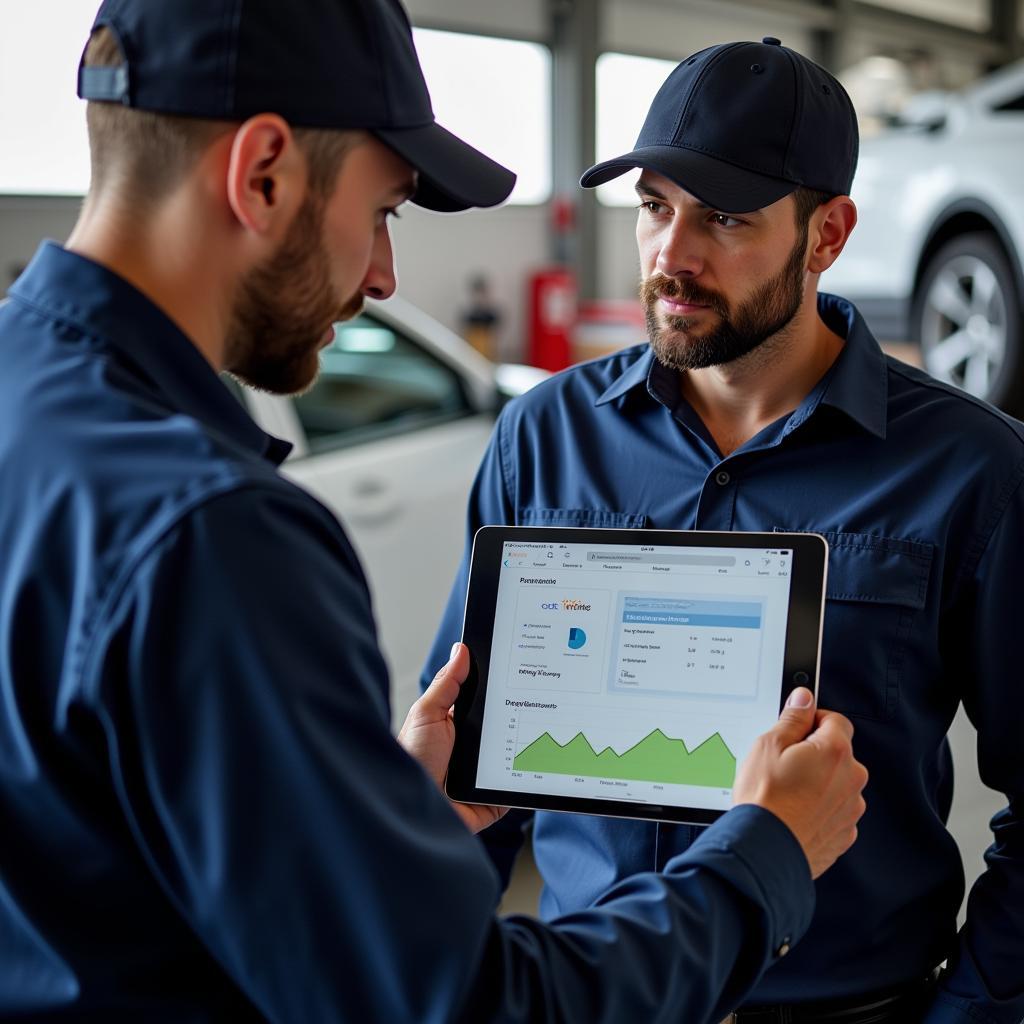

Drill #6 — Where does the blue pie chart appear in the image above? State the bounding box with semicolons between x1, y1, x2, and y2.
568;627;587;650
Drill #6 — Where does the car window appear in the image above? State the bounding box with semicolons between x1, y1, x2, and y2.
291;314;475;454
992;92;1024;112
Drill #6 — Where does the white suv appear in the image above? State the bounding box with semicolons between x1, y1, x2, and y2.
823;60;1024;414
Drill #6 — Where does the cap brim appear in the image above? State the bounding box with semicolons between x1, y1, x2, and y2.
374;122;516;213
580;146;796;214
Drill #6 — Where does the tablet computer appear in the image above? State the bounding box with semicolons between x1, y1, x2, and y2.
446;527;827;826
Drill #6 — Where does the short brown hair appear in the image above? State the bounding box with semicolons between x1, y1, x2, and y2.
83;26;356;205
792;186;835;229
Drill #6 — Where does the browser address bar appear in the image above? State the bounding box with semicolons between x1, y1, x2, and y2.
586;552;736;566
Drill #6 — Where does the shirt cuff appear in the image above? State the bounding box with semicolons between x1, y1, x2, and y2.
667;804;815;961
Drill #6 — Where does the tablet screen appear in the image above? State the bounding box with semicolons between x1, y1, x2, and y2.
473;537;799;814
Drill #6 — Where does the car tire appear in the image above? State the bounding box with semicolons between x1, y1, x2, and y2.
912;232;1024;415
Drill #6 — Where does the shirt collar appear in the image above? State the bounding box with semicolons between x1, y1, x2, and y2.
814;292;888;440
594;292;888;440
10;242;292;465
595;346;656;406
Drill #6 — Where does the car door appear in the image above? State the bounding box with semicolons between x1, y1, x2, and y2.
242;305;498;729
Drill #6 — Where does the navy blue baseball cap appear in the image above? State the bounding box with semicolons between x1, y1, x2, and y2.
581;37;858;213
77;0;516;213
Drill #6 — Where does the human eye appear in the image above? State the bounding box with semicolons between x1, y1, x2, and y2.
636;199;668;215
376;207;402;227
710;212;743;228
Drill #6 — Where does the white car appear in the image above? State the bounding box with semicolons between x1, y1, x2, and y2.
236;297;546;728
823;60;1024;414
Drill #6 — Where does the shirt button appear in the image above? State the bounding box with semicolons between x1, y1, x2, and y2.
715;470;731;486
776;939;792;958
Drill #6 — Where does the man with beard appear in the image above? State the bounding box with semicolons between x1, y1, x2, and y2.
424;37;1024;1024
0;4;872;1022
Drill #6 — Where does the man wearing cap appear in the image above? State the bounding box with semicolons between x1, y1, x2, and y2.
425;36;1024;1024
0;4;874;1022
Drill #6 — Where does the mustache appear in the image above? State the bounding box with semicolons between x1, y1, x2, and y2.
640;274;727;316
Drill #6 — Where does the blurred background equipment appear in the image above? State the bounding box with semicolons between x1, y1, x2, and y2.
527;265;577;371
460;273;502;358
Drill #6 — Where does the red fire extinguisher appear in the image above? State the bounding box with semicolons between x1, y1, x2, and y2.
527;267;577;372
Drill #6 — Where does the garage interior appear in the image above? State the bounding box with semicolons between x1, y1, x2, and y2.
2;0;1019;928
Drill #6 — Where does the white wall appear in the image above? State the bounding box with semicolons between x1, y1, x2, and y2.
0;197;79;289
598;204;643;302
391;204;549;362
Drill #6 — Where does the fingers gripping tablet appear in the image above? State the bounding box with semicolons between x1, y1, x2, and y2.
446;527;827;826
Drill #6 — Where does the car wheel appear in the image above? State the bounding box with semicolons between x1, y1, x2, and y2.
912;232;1024;414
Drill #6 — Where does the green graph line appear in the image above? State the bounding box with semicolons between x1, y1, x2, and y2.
513;727;736;788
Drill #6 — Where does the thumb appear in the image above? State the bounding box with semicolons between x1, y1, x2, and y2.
416;643;469;719
768;687;816;749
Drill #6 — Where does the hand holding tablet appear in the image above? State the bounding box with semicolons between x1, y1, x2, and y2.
400;533;867;877
732;692;867;877
444;527;829;826
398;642;510;835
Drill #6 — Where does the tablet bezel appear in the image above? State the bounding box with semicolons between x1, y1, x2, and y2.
445;526;828;826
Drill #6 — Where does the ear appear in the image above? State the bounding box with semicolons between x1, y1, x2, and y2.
224;114;304;239
807;196;857;274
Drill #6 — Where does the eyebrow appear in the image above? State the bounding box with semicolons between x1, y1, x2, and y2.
634;180;764;218
391;177;418;203
635;182;678;204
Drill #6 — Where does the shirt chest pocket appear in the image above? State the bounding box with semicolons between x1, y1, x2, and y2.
815;531;934;722
517;508;649;528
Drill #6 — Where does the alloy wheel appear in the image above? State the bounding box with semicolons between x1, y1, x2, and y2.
919;253;1007;400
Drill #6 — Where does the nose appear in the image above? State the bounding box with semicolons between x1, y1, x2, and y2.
654;218;704;280
361;222;397;300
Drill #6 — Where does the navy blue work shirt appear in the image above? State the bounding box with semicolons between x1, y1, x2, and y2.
0;242;816;1023
423;293;1024;1024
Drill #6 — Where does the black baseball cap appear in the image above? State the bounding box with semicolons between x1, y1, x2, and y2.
77;0;516;213
581;37;858;214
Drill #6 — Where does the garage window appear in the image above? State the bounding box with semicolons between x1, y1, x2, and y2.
291;315;473;453
0;1;95;194
0;14;551;201
594;52;677;207
412;28;552;205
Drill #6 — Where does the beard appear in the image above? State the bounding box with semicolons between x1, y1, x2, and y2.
641;224;809;372
224;192;363;395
